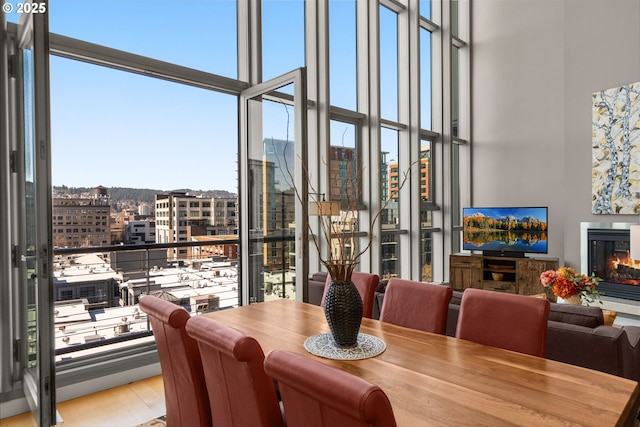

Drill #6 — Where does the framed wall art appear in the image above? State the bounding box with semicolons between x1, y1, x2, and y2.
592;81;640;214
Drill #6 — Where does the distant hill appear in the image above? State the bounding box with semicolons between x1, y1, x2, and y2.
53;186;236;207
463;212;547;232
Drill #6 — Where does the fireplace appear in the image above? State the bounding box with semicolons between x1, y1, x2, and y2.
581;222;640;301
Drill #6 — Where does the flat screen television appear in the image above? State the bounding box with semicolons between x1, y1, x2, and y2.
462;207;548;257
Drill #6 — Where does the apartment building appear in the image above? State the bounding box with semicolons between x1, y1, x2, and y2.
52;186;111;248
211;196;237;234
124;220;156;245
155;192;238;259
328;145;359;201
190;234;238;261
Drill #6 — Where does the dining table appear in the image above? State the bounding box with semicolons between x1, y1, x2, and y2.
202;299;640;427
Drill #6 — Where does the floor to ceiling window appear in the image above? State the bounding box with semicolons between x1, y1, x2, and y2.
262;0;305;82
450;0;471;256
329;0;357;111
50;58;238;195
49;1;239;78
1;0;470;421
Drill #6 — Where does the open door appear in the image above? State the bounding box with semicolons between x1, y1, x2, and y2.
16;6;56;426
239;68;308;305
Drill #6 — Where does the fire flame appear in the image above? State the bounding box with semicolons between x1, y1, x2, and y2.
609;250;640;286
611;251;640;269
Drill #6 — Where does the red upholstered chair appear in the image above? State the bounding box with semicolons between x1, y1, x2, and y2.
380;278;453;334
185;316;284;427
455;288;551;357
321;272;379;318
138;295;211;427
264;350;397;427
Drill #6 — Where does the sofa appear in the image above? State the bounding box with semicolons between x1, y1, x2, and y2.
308;272;330;307
308;271;640;383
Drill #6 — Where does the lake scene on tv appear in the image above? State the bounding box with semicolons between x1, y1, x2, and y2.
462;207;548;254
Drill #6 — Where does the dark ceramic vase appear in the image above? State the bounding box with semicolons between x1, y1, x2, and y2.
323;279;363;347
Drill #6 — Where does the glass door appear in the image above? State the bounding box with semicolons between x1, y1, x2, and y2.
239;68;308;305
16;7;56;426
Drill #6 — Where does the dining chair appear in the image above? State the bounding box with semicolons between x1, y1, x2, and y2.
321;272;379;318
379;278;453;334
264;350;397;427
185;316;284;427
138;295;212;427
455;288;551;357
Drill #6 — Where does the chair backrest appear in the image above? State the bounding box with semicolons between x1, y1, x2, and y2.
455;288;551;357
380;278;453;334
138;295;211;427
321;272;379;318
264;350;397;427
185;316;284;427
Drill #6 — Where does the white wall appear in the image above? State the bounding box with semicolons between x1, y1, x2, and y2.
471;0;640;267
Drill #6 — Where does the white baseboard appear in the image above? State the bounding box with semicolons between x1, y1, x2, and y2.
56;362;161;403
0;395;31;420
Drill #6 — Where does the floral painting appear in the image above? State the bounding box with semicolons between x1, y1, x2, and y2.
592;81;640;214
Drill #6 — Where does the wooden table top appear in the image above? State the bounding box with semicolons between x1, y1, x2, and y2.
202;299;640;427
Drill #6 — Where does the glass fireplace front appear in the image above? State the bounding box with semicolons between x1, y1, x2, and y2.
587;227;640;301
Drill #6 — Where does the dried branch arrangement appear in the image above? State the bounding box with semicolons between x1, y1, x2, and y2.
270;112;415;281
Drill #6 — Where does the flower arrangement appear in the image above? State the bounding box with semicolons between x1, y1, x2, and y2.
540;267;602;304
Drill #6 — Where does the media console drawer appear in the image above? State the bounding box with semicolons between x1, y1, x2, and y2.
450;256;482;268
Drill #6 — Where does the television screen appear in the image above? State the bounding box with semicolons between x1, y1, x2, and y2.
462;207;548;255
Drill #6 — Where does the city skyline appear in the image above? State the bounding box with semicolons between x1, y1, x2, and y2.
53;183;238;196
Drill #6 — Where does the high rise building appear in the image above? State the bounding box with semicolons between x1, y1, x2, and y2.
328;145;359;202
258;139;296;271
388;145;430;202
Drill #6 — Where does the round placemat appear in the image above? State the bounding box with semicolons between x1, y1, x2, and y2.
303;333;386;360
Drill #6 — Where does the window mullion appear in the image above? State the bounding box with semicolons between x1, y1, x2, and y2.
356;0;378;274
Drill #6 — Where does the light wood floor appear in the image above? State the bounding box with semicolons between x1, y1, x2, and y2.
0;375;165;427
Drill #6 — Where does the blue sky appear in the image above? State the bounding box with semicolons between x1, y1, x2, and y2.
9;0;302;192
5;0;431;193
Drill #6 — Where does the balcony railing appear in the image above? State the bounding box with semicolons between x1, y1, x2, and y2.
52;239;240;361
